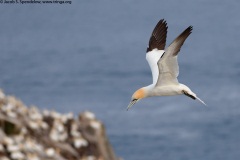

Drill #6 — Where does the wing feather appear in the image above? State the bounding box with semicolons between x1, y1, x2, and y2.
146;19;168;52
156;26;193;86
146;50;164;85
146;19;168;84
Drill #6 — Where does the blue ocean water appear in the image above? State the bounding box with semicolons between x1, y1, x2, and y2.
0;1;240;159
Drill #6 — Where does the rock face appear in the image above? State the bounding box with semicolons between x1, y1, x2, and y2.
0;89;120;160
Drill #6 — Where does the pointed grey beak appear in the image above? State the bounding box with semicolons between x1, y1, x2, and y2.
127;100;137;111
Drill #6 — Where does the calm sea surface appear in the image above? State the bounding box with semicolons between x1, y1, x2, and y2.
0;1;240;159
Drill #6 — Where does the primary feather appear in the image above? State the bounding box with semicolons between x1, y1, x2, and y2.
147;19;168;52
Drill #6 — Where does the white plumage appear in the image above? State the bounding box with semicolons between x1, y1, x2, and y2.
146;49;164;85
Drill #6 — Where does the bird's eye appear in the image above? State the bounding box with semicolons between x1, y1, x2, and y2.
132;99;138;101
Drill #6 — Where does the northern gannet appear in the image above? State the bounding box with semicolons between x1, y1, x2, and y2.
127;19;206;110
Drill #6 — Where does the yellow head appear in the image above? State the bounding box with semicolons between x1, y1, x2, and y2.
127;88;146;110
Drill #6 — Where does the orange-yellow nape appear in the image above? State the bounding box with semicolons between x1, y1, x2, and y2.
132;88;145;100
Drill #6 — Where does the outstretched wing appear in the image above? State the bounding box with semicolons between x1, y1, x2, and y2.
146;19;168;85
156;26;193;86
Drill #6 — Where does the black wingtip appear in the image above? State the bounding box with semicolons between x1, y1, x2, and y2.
167;25;193;56
187;26;193;33
159;19;167;25
147;19;168;52
179;25;193;38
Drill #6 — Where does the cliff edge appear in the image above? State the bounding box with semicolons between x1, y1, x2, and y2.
0;89;121;160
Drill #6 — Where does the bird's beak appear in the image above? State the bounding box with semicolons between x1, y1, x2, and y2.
127;100;137;111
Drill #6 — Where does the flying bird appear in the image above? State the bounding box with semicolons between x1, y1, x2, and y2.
127;19;206;110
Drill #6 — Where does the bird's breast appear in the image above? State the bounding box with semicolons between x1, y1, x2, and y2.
149;85;182;97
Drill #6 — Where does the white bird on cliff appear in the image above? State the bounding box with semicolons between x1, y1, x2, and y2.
127;19;206;110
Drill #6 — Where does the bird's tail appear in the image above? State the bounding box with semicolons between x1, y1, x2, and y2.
196;96;207;106
182;90;206;106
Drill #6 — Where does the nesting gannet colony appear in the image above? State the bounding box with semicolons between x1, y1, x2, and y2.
0;89;120;160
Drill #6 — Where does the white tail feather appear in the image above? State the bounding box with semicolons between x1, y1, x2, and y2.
196;96;206;106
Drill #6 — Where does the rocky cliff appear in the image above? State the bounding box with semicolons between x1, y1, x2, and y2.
0;89;120;160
